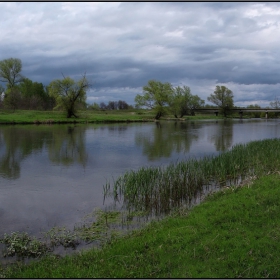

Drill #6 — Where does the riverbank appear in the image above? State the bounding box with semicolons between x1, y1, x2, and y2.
1;137;280;277
0;109;225;124
2;172;280;278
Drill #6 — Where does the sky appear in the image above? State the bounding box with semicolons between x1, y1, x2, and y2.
1;2;280;107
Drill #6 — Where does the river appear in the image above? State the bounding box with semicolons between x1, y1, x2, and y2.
0;119;280;237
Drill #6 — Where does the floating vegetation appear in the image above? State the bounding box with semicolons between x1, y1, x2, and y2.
0;209;126;262
44;227;80;249
0;232;50;259
105;138;280;217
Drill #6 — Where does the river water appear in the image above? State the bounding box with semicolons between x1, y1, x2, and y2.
0;119;280;237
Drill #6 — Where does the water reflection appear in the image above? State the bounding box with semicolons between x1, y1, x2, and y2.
0;126;52;179
48;126;87;167
209;120;233;151
135;121;201;160
0;125;87;179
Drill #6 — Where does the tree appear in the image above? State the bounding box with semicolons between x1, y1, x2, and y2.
3;87;22;111
107;101;118;110
17;78;51;110
0;58;24;89
189;94;205;115
88;102;100;110
118;100;129;110
207;85;234;117
99;102;107;110
247;104;261;118
169;86;205;118
135;80;173;119
48;74;89;118
169;86;191;118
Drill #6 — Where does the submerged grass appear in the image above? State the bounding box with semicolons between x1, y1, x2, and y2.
3;173;280;278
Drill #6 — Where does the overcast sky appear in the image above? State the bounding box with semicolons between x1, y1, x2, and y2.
1;2;280;107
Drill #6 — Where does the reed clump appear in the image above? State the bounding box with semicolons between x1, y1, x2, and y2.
106;139;280;216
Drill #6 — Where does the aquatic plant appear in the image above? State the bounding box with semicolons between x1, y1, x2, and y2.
0;232;49;258
106;138;280;216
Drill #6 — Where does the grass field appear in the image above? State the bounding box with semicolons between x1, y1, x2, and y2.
0;109;225;124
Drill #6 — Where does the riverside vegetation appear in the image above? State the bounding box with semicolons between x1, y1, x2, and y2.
1;138;280;277
0;109;225;125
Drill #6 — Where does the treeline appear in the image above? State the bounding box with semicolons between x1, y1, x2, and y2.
0;78;55;110
88;100;133;111
1;57;279;119
0;58;55;111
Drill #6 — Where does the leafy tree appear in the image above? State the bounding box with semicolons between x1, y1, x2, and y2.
169;86;191;118
88;102;100;110
48;74;89;118
189;94;205;115
246;104;261;118
135;80;173;119
0;58;24;89
207;85;234;117
17;78;51;110
3;87;22;111
169;86;205;118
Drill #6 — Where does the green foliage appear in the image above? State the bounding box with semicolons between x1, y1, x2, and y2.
88;102;100;110
246;104;261;118
0;232;49;258
0;58;24;89
16;78;53;110
135;80;173;119
44;227;79;249
3;87;22;111
169;86;205;118
207;85;234;117
48;74;89;118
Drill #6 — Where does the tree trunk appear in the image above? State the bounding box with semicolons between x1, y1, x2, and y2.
155;111;162;120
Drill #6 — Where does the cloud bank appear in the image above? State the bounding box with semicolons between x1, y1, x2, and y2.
1;2;280;106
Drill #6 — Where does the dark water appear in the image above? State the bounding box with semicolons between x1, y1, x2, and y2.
0;119;280;237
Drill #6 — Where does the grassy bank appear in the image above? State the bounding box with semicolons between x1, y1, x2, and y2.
0;109;224;124
2;173;280;278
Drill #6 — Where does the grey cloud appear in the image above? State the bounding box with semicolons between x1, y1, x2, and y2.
1;2;280;106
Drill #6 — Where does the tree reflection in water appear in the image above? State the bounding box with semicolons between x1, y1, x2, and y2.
0;125;88;179
135;121;201;160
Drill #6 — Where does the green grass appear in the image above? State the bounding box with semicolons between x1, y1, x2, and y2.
2;173;280;278
0;109;223;124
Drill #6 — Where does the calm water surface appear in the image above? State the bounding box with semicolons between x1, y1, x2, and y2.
0;119;280;237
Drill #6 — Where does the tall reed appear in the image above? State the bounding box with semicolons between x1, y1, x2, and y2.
106;139;280;217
